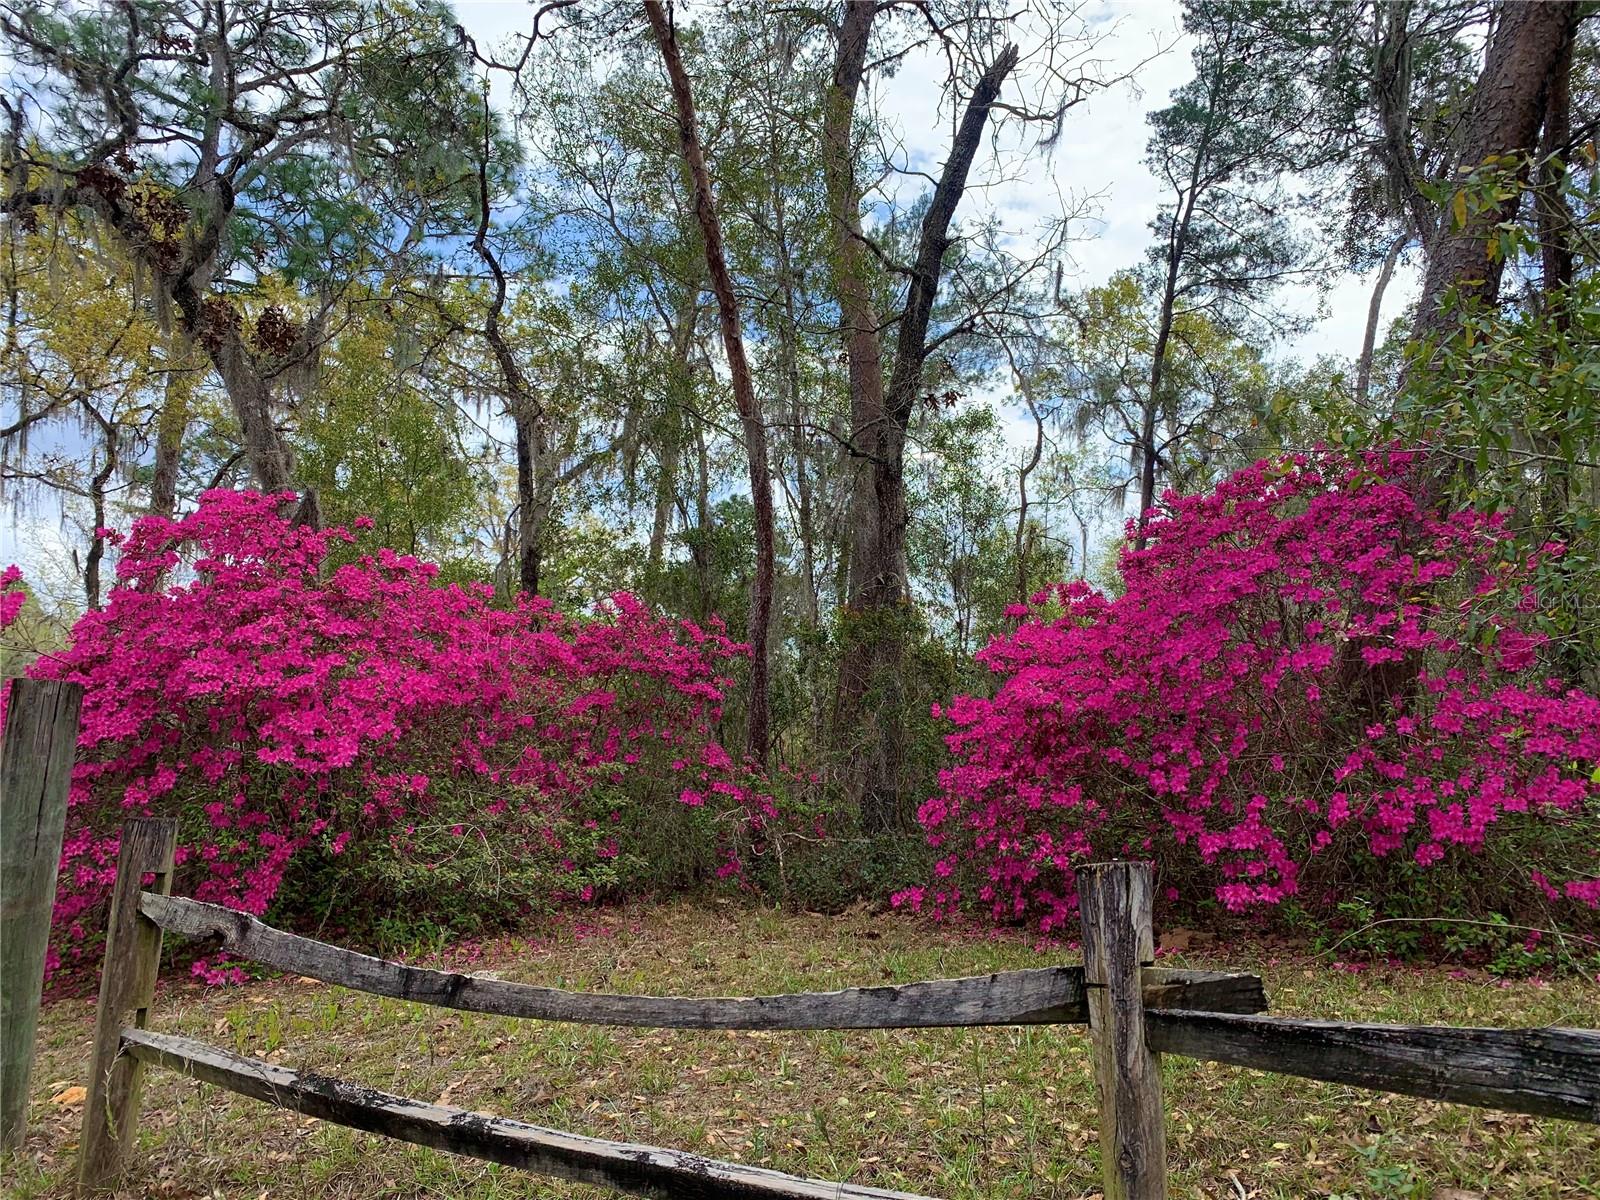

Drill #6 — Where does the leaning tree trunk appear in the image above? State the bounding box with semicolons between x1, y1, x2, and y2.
1411;1;1578;350
645;0;778;766
1355;232;1409;408
1406;0;1577;520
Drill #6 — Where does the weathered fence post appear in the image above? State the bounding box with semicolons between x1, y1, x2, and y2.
77;817;177;1193
0;678;84;1152
1078;861;1167;1200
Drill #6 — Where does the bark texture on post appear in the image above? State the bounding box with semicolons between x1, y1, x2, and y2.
77;818;178;1194
0;679;84;1151
1078;861;1167;1200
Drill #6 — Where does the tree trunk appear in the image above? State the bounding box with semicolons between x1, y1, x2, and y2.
692;422;715;619
1013;357;1045;605
822;0;902;827
1535;18;1576;536
825;2;1018;828
646;0;777;765
1355;232;1408;407
171;287;298;500
647;429;681;574
80;401;117;610
821;0;892;812
512;400;545;596
149;330;197;517
1136;147;1206;550
874;42;1021;586
1535;16;1575;322
647;290;700;573
772;183;819;630
1411;1;1577;349
1372;1;1441;256
5;119;305;509
470;91;549;599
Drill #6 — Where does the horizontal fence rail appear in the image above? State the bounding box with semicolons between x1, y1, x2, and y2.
140;892;1268;1028
1147;1010;1600;1123
119;1028;935;1200
70;827;1600;1200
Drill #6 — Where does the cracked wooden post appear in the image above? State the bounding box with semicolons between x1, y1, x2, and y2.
1079;861;1167;1200
77;817;177;1194
1;678;83;1152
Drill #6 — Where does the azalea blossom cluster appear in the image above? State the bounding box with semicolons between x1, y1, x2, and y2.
904;451;1600;931
14;491;774;979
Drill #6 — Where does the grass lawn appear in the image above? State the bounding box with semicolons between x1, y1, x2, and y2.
4;900;1597;1199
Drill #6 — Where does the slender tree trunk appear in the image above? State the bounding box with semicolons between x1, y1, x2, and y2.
645;0;777;765
512;403;544;596
1137;166;1203;550
783;317;819;628
470;91;547;597
1535;19;1576;535
1372;1;1440;255
1411;1;1577;349
647;429;681;573
1135;385;1160;542
823;1;890;615
770;173;819;629
1004;342;1044;603
821;0;892;806
873;42;1020;588
149;330;197;517
1536;17;1575;323
693;421;715;619
80;401;117;610
1355;232;1408;408
647;289;701;573
822;1;907;827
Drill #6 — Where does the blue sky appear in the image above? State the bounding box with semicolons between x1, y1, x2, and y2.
4;0;1418;600
452;0;1420;365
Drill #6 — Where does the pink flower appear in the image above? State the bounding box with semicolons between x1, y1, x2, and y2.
903;450;1597;930
29;490;783;985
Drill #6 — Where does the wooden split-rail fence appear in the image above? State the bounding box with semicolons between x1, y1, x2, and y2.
43;818;1600;1198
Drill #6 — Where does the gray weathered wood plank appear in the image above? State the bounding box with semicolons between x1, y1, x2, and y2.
140;893;1266;1029
120;1027;935;1200
1147;1010;1600;1124
0;679;82;1151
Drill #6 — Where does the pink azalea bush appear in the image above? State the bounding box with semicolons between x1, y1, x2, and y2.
10;492;776;981
905;451;1600;933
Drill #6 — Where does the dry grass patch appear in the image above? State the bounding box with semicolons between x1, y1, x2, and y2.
5;901;1597;1199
